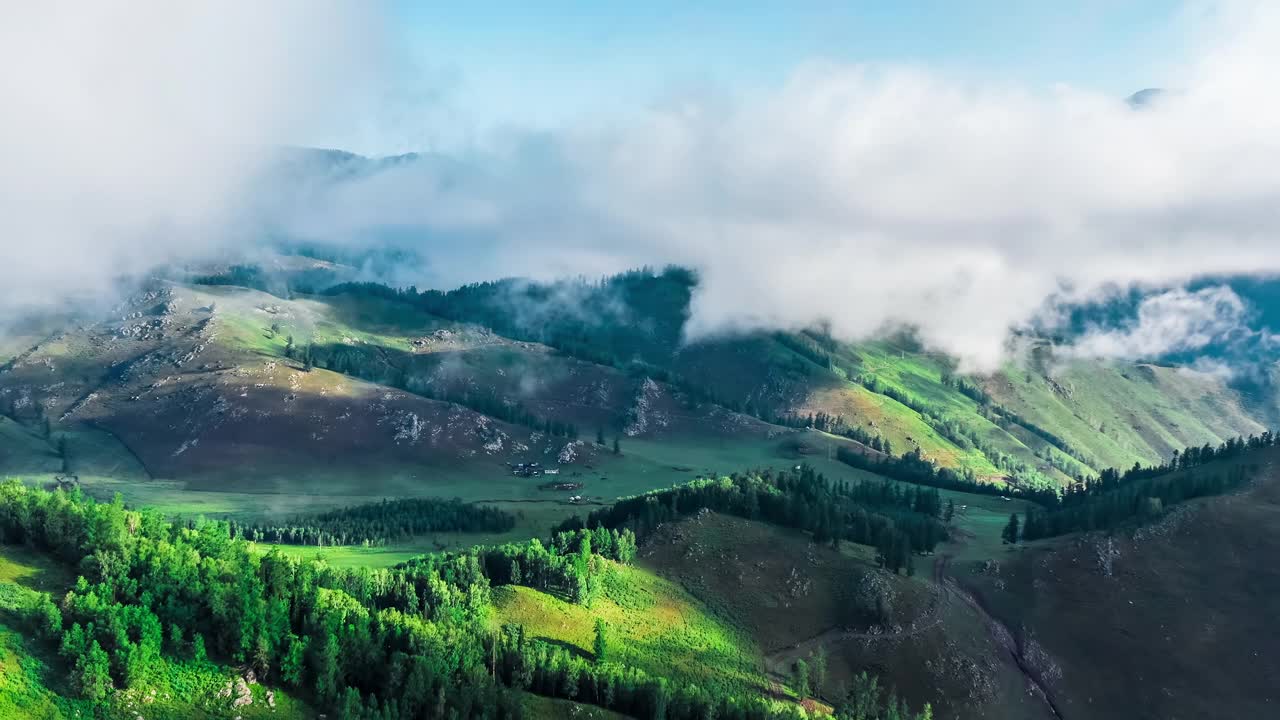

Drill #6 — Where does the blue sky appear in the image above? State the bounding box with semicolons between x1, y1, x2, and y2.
379;0;1186;151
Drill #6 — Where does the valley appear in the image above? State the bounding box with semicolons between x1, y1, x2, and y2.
7;5;1279;718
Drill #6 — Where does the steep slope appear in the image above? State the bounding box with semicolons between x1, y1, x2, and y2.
383;269;1276;487
959;449;1280;720
639;511;1057;720
986;343;1268;470
789;335;1267;488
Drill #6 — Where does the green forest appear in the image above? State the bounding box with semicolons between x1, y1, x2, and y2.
0;478;935;719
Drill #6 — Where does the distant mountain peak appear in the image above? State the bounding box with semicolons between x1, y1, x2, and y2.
1126;88;1166;108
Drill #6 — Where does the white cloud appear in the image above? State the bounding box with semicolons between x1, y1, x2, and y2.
1063;285;1249;361
0;2;383;314
6;2;1280;374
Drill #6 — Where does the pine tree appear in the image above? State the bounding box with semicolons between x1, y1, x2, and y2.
1001;513;1020;544
75;640;113;702
612;437;621;455
593;618;608;663
792;658;810;699
812;646;828;696
58;435;70;474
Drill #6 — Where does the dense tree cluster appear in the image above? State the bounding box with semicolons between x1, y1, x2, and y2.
327;266;696;371
0;481;519;717
773;331;838;370
0;481;932;719
835;446;1059;506
1022;466;1250;540
564;466;948;571
190;263;336;297
234;498;516;547
302;341;581;439
401;527;638;607
1019;433;1271;540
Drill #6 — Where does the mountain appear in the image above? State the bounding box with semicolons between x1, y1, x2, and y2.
3;265;1274;507
1126;87;1166;108
3;262;1280;719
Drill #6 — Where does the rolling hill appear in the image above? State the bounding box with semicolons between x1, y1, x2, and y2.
2;264;1275;525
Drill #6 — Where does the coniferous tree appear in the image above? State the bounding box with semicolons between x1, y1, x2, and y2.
792;658;810;699
593;618;609;663
75;640;113;702
1001;513;1020;544
57;435;70;474
812;646;828;696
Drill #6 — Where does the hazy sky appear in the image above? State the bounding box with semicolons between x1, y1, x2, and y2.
324;1;1190;153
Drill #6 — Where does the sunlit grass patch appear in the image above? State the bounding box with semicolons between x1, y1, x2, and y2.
491;562;768;695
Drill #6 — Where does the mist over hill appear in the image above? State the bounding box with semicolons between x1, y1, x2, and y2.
6;4;1280;719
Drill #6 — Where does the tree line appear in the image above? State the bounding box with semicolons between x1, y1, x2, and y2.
233;497;517;547
835;446;1060;506
562;466;948;573
1016;433;1272;540
773;411;894;455
939;371;1094;469
324;267;695;371
299;341;580;440
398;526;637;607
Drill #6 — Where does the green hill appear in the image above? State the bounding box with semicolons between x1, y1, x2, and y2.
2;266;1274;573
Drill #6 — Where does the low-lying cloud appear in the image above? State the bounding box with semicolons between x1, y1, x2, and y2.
1063;285;1251;361
5;2;1280;373
0;2;381;315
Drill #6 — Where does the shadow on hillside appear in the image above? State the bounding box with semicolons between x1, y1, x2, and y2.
532;636;593;662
